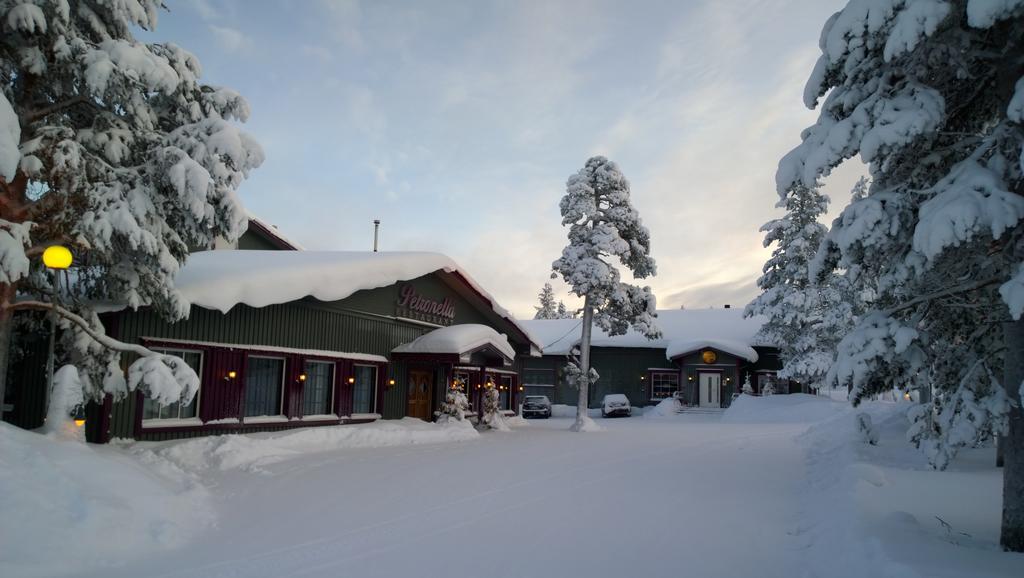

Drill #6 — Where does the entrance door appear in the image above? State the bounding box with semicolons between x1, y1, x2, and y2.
699;373;721;408
407;370;433;420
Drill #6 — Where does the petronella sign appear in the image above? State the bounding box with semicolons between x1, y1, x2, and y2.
396;284;456;324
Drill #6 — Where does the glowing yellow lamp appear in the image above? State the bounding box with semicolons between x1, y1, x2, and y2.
227;370;237;379
702;350;717;364
43;245;73;269
298;374;307;382
389;379;396;386
74;418;85;427
348;377;355;384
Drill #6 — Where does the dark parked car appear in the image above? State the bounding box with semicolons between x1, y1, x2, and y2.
601;393;632;417
522;395;552;419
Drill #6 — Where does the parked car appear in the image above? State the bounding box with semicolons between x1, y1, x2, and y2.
521;395;552;419
601;393;632;417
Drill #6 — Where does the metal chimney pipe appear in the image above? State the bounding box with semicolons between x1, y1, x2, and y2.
373;219;380;252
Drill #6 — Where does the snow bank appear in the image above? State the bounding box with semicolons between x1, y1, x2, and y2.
722;393;848;424
133;418;480;473
393;323;516;360
520;308;767;355
0;423;211;578
797;402;1024;578
644;396;682;418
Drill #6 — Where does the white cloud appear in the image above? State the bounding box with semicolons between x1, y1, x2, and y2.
209;24;250;52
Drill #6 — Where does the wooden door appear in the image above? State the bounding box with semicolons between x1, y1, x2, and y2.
407;370;433;420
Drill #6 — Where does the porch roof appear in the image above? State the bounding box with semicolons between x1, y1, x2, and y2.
392;324;516;363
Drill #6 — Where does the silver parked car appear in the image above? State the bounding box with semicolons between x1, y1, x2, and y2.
601;393;632;417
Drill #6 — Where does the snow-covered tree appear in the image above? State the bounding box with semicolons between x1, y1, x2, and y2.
438;377;470;423
741;375;754;396
0;1;262;415
552;156;660;432
41;364;84;441
746;183;834;390
781;0;1023;550
533;283;558;319
479;383;508;431
556;300;574;319
761;380;775;397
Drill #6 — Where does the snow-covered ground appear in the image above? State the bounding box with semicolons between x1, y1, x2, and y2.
2;396;1022;578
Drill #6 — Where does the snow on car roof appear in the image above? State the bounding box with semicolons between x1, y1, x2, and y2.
174;250;540;351
519;308;769;357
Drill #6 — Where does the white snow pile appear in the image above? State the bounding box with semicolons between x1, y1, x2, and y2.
797;402;1024;578
520;308;767;355
0;423;212;578
644;396;682;418
131;418;480;473
393;324;516;360
722;393;849;424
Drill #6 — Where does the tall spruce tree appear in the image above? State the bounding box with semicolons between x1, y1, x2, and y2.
746;183;833;390
552;156;660;432
0;1;263;413
533;283;559;319
781;0;1024;550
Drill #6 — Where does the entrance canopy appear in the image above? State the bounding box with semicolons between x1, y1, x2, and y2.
392;324;516;367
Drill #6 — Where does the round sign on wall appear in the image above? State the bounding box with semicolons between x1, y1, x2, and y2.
702;350;717;364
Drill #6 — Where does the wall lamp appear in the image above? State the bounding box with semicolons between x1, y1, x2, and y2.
225;370;237;381
347;377;355;384
298;373;307;383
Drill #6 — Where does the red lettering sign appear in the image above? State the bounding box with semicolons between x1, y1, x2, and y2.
397;285;456;321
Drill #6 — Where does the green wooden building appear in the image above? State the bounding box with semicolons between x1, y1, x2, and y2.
519;308;793;410
2;220;541;442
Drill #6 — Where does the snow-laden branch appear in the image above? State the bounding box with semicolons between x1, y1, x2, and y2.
8;300;158;357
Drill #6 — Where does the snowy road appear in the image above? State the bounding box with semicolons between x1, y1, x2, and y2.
88;416;813;578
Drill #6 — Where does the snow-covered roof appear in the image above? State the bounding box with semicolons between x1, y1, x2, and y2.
664;338;758;363
174;250;540;351
246;213;305;250
518;308;770;359
141;337;388;363
392;324;516;361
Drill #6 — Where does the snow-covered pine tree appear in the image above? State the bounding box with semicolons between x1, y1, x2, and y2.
556;300;574;319
0;1;263;415
438;377;470;423
781;0;1024;550
745;183;833;390
552;156;660;432
761;380;775;396
479;383;508;431
534;283;559;319
742;375;754;396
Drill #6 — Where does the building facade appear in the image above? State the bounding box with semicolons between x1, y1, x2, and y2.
519;309;795;410
2;221;540;442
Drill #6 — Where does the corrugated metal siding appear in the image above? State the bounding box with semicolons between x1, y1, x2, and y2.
3;329;49;430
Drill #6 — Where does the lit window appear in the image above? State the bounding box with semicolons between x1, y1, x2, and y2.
650;371;680;400
142;349;202;420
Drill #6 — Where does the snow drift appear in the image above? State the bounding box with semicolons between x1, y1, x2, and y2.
0;423;212;578
132;417;480;473
722;393;848;424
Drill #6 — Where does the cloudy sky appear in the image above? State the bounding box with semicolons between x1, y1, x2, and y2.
147;0;864;319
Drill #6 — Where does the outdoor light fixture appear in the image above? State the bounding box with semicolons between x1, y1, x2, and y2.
389;379;396;386
687;376;694;381
226;370;237;380
348;377;355;384
42;245;73;269
640;375;646;381
298;373;307;382
74;418;85;427
518;386;524;392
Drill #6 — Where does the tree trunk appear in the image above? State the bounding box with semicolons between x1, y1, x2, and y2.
0;283;15;422
1001;319;1024;552
572;295;594;432
998;435;1005;468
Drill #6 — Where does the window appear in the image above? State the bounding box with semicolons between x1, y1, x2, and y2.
650;371;680;400
302;360;334;416
756;373;777;395
142;349;202;420
352;365;377;414
245;356;285;417
498;375;513;410
522;368;554;388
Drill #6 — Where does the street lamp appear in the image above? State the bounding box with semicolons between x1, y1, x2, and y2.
42;245;72;422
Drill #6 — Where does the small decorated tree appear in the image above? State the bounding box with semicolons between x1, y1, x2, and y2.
479;382;509;431
742;375;754;396
761;380;776;397
438;377;470;423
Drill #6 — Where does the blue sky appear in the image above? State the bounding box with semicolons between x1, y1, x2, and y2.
146;0;862;318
